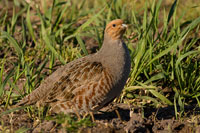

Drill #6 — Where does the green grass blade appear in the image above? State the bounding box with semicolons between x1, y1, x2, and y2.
167;0;177;24
1;31;23;57
149;90;173;105
0;68;15;95
147;40;180;66
64;6;106;41
16;127;30;133
181;16;200;37
144;72;165;85
0;106;30;116
36;7;66;64
76;35;88;55
26;6;36;45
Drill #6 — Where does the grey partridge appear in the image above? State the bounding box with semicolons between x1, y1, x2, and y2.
17;19;131;115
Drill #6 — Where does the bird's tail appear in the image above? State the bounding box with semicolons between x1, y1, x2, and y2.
15;88;43;107
15;94;33;107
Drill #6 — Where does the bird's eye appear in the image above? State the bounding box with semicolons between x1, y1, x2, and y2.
112;24;116;27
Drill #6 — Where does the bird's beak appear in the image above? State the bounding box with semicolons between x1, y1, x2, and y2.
122;24;128;29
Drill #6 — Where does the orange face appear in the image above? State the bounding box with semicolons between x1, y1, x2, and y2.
105;19;127;40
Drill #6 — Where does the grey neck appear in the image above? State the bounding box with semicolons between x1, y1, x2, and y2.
99;32;122;54
95;32;130;80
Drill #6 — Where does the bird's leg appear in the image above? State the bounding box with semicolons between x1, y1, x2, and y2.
110;103;122;121
82;111;95;122
74;110;81;121
72;104;81;120
115;109;122;121
89;111;95;122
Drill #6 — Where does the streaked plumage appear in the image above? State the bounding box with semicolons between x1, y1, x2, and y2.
17;19;131;115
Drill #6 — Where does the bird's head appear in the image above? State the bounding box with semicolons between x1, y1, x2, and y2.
105;19;127;40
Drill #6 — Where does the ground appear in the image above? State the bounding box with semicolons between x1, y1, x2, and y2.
1;103;200;132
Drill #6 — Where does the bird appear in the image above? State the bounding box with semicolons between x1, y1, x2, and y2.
17;19;131;117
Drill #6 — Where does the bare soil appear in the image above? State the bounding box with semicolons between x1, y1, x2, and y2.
1;104;200;133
